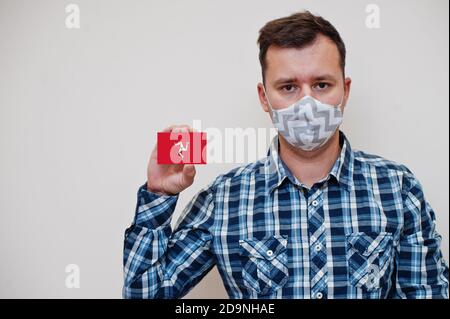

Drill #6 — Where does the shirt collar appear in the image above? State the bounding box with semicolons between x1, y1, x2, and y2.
264;130;355;193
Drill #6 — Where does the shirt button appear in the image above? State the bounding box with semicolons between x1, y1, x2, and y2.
314;243;322;252
315;292;323;299
312;200;319;207
266;250;273;257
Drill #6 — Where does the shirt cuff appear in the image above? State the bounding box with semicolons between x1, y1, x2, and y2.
134;182;179;228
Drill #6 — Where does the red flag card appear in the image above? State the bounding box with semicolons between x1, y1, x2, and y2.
157;132;207;164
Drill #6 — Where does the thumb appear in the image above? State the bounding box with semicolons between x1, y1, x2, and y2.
181;164;196;185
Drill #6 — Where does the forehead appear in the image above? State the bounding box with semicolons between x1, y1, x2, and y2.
265;34;341;81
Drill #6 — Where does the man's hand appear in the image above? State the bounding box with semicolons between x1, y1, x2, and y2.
147;125;196;196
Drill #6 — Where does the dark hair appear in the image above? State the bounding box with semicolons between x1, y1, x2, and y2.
257;11;346;83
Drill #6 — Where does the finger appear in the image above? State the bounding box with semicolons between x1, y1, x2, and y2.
165;124;191;132
162;124;190;133
179;125;191;133
173;126;185;133
172;126;191;136
181;164;196;185
162;125;177;132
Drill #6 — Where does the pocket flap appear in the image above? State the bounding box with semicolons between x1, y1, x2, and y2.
239;235;288;260
347;232;392;257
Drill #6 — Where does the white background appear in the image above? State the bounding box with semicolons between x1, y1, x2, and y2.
0;0;448;298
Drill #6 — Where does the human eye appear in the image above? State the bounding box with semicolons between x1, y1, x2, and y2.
313;82;330;91
280;84;298;93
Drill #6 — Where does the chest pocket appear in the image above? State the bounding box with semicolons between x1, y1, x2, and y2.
346;232;394;291
239;235;289;295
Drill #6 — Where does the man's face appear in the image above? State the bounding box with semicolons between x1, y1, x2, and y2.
257;34;351;115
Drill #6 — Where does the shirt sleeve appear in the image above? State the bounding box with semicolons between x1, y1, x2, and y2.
392;170;449;298
122;181;217;299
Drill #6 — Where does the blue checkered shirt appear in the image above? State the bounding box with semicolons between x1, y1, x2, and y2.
123;130;449;299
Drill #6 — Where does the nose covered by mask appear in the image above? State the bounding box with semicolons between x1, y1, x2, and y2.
263;86;344;151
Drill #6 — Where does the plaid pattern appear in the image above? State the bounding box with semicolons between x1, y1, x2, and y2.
123;130;449;299
239;235;289;295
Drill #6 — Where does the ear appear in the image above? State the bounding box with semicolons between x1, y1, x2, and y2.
342;77;352;111
257;82;270;113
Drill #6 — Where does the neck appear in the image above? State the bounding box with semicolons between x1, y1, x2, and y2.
278;131;341;189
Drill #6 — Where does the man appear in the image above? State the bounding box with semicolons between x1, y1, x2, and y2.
123;11;449;299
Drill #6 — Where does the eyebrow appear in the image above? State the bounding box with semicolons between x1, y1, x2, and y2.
313;74;336;81
273;77;297;86
272;74;337;86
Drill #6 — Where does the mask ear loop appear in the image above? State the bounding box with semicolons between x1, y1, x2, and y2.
337;93;345;108
336;93;346;116
262;85;282;155
262;85;275;112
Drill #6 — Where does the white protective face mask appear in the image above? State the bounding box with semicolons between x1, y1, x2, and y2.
263;86;344;151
